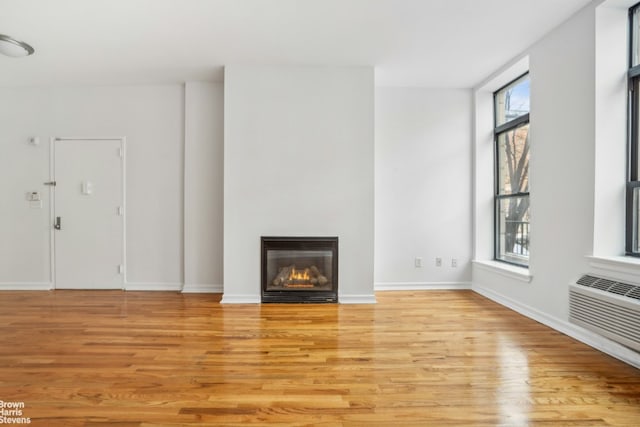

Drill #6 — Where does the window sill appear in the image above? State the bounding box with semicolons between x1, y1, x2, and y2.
472;260;533;283
586;255;640;279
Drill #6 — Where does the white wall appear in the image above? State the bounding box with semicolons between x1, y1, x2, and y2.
528;3;596;316
223;65;375;303
0;93;51;286
474;2;596;317
0;85;185;288
375;88;472;289
473;3;596;314
184;82;224;292
593;3;627;257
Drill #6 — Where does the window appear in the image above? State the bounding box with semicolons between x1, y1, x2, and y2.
628;3;640;256
494;74;530;267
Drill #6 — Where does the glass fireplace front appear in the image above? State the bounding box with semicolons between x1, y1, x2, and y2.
261;236;338;303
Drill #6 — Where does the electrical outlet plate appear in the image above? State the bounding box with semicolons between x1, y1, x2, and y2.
26;191;40;201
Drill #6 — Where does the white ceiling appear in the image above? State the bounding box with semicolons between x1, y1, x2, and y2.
0;0;593;88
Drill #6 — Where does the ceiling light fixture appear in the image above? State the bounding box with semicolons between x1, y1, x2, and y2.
0;34;34;57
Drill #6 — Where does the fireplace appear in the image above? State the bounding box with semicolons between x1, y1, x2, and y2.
261;236;338;303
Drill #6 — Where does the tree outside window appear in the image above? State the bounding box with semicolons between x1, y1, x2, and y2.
494;74;530;267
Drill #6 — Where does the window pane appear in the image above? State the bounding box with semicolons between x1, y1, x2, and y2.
633;7;640;67
497;124;529;195
495;75;530;126
496;196;530;266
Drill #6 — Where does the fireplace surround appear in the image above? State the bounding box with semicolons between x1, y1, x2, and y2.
261;236;338;303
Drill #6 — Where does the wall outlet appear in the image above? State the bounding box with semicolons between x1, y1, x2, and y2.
26;191;40;201
414;257;422;268
435;257;442;267
451;258;458;268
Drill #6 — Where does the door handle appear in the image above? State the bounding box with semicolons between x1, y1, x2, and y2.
54;216;61;230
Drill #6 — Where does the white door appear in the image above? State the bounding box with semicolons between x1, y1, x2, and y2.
53;138;125;289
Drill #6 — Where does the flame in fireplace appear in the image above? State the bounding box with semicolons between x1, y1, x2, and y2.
284;267;315;288
288;267;310;282
271;264;327;288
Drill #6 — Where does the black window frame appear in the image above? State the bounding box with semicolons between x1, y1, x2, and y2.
493;73;530;268
627;3;640;256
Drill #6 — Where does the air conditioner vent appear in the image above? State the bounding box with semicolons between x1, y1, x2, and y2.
570;275;640;352
592;278;616;291
609;282;636;296
576;275;599;286
629;288;640;301
574;275;640;297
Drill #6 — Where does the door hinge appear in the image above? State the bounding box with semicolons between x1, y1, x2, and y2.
118;264;124;274
43;181;57;186
118;147;124;158
117;206;124;216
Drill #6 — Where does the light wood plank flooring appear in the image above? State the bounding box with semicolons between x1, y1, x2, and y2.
0;290;638;426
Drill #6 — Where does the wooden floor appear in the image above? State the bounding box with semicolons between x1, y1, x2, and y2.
0;291;638;426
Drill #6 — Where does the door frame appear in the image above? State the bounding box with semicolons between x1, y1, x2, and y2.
49;136;127;289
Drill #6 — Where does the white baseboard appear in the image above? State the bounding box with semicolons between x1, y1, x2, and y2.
220;293;376;304
375;282;471;291
473;284;640;369
220;294;261;304
125;282;183;291
338;294;377;304
55;285;124;290
0;282;52;291
182;283;223;293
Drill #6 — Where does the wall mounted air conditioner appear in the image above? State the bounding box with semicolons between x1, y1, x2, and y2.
569;275;640;353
